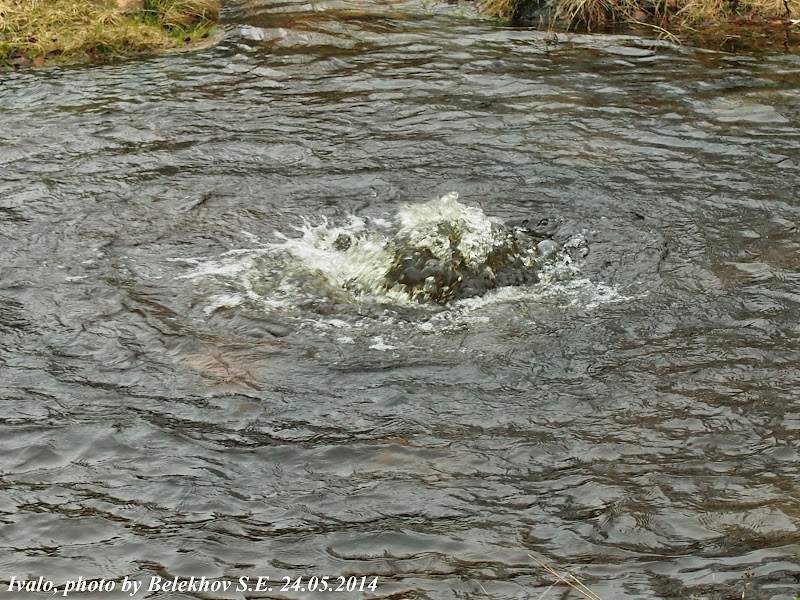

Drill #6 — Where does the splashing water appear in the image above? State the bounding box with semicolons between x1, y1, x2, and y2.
181;192;591;312
383;192;542;303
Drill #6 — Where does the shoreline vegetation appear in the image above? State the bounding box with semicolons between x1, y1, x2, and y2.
1;0;799;71
486;0;799;49
485;0;800;27
0;0;219;70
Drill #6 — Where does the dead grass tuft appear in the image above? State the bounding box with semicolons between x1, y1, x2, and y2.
554;0;641;28
480;0;525;19
0;0;219;68
480;0;800;31
143;0;219;31
678;0;799;22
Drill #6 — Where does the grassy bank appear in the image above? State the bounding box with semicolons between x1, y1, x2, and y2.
482;0;799;37
0;0;219;70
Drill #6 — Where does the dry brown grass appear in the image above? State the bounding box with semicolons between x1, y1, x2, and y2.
530;554;605;600
479;0;800;29
478;0;651;26
0;0;218;68
677;0;799;21
554;0;641;28
0;0;164;59
144;0;219;30
481;0;525;18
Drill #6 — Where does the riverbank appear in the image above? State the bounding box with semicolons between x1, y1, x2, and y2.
484;0;799;47
0;0;219;70
2;0;798;72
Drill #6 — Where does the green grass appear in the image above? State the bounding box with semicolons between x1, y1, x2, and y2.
0;0;219;69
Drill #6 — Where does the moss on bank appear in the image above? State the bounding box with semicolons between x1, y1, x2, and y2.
0;0;219;70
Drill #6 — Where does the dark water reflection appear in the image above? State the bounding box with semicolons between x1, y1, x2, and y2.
1;2;799;599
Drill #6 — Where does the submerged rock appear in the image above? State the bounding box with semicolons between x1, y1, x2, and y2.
332;233;352;251
385;232;539;303
288;192;583;306
382;193;546;304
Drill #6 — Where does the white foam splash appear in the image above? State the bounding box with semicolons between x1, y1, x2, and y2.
368;336;397;351
179;192;628;319
395;191;509;266
272;215;398;300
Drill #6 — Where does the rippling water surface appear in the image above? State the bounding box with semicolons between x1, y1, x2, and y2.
1;1;800;598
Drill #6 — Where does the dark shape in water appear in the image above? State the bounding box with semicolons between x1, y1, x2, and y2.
384;220;544;304
332;233;352;251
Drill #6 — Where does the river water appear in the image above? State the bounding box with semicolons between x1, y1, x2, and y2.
1;1;800;599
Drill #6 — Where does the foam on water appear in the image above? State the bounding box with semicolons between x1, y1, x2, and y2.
394;192;510;267
272;215;400;301
180;193;629;323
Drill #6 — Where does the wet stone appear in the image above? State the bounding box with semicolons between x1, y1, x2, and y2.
332;233;352;251
384;222;546;304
